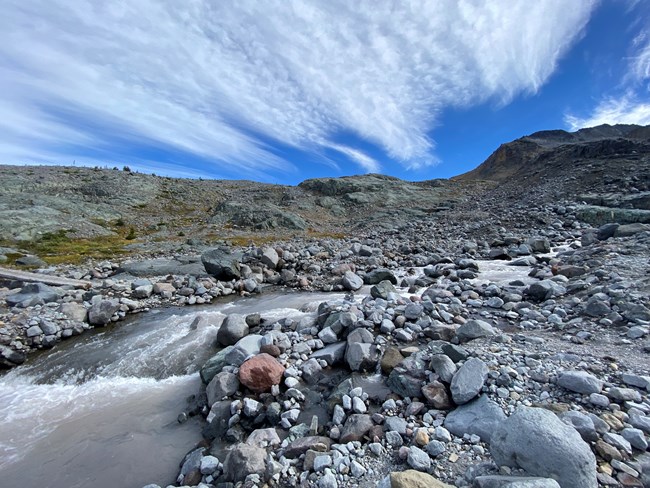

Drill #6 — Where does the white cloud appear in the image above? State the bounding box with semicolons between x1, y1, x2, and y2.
0;0;596;176
565;95;650;130
328;144;381;173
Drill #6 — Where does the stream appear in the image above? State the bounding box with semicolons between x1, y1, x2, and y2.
0;291;346;488
0;256;544;488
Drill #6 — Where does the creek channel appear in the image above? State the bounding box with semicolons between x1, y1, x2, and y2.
0;290;351;488
0;256;543;488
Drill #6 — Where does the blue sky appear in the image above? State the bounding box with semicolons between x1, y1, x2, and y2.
1;0;649;184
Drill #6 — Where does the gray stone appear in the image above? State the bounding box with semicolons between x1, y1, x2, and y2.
341;271;363;291
206;372;240;405
444;395;506;443
313;454;332;472
88;297;120;325
59;302;87;322
217;314;249;346
404;303;424;321
319;472;338;488
474;475;561;488
559;411;598;442
425;440;446;457
621;427;648;451
118;258;206;277
387;370;424;398
490;407;597;488
340;414;373;443
456;320;496;342
384;416;407;435
621;373;650;391
310;342;347;366
6;283;60;308
364;268;397;285
345;342;378;372
450;358;488;404
370;280;397;300
25;325;42;337
260;247;279;269
225;334;262;366
607;387;642;403
430;354;457;383
201;247;242;280
525;280;566;302
407;446;431;471
385;430;403;446
222;443;267;482
557;371;603;395
200;455;220;475
200;346;234;384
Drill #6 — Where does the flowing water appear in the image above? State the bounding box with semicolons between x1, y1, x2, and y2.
0;291;346;488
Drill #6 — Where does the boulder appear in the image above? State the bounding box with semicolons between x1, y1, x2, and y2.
345;342;379;372
88;297;120;325
340;414;374;443
260;246;279;269
474;476;561;488
59;302;88;322
201;247;242;280
525;280;566;302
450;358;488;404
421;381;453;410
200;346;234;384
490;407;597;488
364;268;397;285
556;371;603;395
216;314;249;346
222;443;267;482
225;334;263;366
117;258;206;277
341;271;363;291
310;342;347;366
456;319;495;342
444;395;506;443
206;372;240;405
238;353;285;393
430;354;457;383
371;280;397;300
5;283;60;308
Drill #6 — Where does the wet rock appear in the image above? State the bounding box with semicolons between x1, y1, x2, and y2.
238;353;285;393
206;372;239;405
490;407;597;488
450;357;488;404
221;443;266;483
557;370;603;394
364;268;397;285
0;345;26;367
371;280;397;300
200;346;234;384
444;395;506;442
216;314;249;346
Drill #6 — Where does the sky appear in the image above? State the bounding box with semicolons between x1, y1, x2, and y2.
1;0;649;184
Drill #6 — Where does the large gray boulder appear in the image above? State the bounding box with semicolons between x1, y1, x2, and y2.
556;371;603;395
217;314;249;346
117;258;206;277
474;476;560;488
88;296;120;325
525;280;566;302
260;247;279;269
363;268;397;285
450;358;488;404
5;283;60;308
341;271;363;291
456;320;495;342
345;342;379;372
200;346;235;384
444;395;506;443
206;371;240;406
201;247;242;280
222;443;267;482
490;407;597;488
370;280;397;300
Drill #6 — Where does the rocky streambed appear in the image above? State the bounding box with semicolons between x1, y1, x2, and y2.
1;218;650;488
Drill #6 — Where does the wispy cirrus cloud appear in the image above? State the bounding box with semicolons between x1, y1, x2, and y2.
0;0;595;177
566;2;650;131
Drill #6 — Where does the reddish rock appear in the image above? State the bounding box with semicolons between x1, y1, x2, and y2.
239;353;285;393
421;381;453;410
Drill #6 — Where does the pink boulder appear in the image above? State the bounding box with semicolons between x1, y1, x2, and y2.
239;353;285;393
